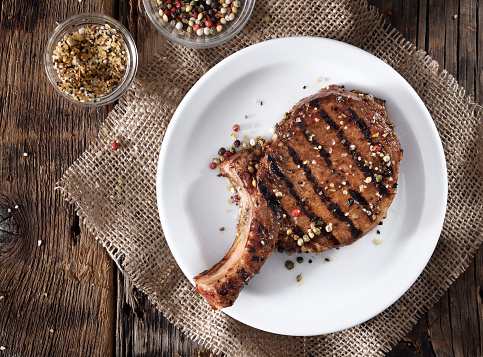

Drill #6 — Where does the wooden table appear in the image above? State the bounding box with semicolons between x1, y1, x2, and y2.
0;0;481;355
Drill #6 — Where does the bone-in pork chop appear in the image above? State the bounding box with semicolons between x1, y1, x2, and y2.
194;85;403;308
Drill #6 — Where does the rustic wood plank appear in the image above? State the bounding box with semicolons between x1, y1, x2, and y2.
368;0;482;356
477;0;483;102
116;270;215;357
423;1;481;356
0;1;116;356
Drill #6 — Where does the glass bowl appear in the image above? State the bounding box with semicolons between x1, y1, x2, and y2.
44;13;138;106
143;0;255;49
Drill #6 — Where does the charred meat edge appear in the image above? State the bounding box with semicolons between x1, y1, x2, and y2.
193;150;279;309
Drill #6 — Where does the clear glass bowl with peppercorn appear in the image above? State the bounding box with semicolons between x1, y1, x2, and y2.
44;13;138;106
143;0;255;49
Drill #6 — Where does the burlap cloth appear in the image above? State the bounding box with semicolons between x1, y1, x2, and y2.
58;0;483;355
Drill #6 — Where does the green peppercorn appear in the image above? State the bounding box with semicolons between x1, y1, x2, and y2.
285;260;294;270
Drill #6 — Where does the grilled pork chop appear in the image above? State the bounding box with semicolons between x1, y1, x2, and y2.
194;85;403;308
258;85;403;253
193;148;280;309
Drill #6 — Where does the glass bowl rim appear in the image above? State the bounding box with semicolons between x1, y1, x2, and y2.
142;0;255;49
44;13;138;107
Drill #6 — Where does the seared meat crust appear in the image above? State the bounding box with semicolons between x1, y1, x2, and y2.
194;149;280;309
259;85;403;252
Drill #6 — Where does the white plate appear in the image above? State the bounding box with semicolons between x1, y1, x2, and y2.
156;37;447;336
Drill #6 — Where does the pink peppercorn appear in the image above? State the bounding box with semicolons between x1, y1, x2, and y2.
111;141;119;151
205;20;213;28
175;1;181;8
233;124;240;132
193;24;200;32
371;144;382;152
209;162;216;169
292;209;301;217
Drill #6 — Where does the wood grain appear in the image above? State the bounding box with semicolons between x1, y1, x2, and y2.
114;1;212;356
368;1;483;356
0;0;481;356
0;1;116;356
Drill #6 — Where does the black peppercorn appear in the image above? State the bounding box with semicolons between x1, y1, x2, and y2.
218;147;226;156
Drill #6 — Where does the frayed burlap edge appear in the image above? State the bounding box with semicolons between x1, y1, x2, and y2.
58;0;482;356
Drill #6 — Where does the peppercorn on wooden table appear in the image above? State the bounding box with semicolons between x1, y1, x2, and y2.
0;0;481;356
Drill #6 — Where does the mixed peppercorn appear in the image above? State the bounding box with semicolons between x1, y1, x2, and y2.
156;0;241;36
208;123;266;171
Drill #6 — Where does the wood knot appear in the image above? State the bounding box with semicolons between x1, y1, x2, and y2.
0;194;32;264
0;203;19;248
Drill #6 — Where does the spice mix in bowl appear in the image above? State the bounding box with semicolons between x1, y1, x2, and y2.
44;13;138;106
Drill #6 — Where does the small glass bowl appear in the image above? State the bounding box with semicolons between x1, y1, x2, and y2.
143;0;255;49
44;13;138;106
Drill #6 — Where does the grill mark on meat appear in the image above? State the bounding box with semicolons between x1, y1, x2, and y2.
296;121;332;166
348;108;393;177
348;188;369;207
348;108;373;142
285;145;327;203
285;145;362;240
316;107;389;196
327;202;362;239
267;155;317;221
267;154;341;245
257;180;282;221
309;98;319;107
258;180;309;242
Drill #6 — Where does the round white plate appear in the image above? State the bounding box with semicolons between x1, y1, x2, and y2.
156;37;447;336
